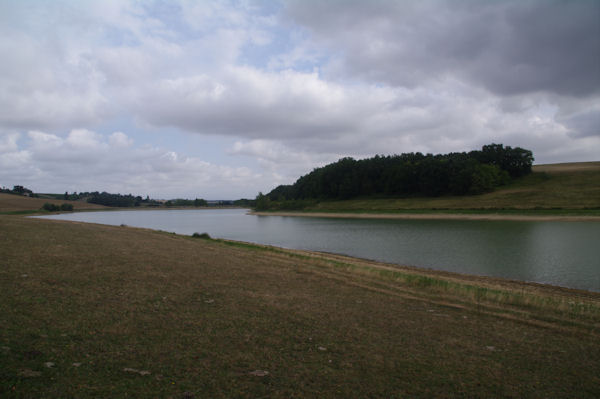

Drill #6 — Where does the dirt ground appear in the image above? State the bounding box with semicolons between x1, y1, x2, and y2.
1;215;599;397
0;193;106;212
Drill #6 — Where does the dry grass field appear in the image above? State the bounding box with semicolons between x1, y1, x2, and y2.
1;215;599;398
0;193;106;213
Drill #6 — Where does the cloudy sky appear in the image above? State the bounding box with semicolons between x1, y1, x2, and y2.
1;0;599;199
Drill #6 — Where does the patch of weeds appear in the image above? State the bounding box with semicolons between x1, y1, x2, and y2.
405;275;436;288
192;232;211;239
214;239;274;253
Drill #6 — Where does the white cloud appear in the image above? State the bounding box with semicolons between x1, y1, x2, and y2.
229;139;339;184
0;129;273;198
28;131;63;151
0;0;598;198
136;66;413;146
109;131;134;147
66;129;105;149
0;132;20;153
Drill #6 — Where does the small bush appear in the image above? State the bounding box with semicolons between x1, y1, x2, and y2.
192;232;211;239
42;203;60;212
60;203;74;211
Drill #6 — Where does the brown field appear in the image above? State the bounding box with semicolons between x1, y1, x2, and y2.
532;161;600;172
0;193;107;213
1;215;599;398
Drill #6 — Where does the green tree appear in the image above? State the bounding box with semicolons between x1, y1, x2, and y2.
42;203;60;212
264;143;533;201
12;185;33;195
468;164;506;194
194;198;208;207
60;203;74;211
255;192;271;211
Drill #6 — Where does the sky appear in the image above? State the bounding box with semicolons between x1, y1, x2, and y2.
1;0;599;199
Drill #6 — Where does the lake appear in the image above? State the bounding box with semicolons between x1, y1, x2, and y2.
37;209;600;292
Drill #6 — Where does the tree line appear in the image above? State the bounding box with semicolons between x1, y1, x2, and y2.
259;144;533;208
84;193;213;207
165;198;208;207
1;185;226;209
84;192;147;207
1;185;36;196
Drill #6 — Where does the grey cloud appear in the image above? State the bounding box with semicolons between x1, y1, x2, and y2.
135;61;598;164
561;110;600;138
285;0;600;97
476;0;600;96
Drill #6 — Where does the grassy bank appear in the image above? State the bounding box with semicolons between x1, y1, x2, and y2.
1;215;599;397
275;162;600;215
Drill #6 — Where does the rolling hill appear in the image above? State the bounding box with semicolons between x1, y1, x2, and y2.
0;193;107;213
298;161;600;212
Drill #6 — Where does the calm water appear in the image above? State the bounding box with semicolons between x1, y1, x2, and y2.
37;209;600;292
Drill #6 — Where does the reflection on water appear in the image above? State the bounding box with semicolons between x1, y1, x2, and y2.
36;209;600;292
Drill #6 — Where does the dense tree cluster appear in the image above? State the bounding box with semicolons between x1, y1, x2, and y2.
42;203;73;212
265;144;533;203
165;198;208;207
86;192;144;207
233;198;256;207
85;192;218;208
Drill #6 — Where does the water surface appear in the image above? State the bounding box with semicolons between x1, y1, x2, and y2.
37;209;600;292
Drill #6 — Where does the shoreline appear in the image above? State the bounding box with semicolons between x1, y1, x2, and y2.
23;213;600;293
219;236;600;297
21;214;600;294
11;212;600;297
249;211;600;222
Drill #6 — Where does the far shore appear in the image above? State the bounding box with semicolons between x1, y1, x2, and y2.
249;210;600;222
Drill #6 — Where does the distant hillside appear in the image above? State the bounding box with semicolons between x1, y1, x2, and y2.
0;193;107;213
303;161;600;212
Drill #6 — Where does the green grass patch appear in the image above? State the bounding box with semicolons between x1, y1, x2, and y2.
0;210;45;216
